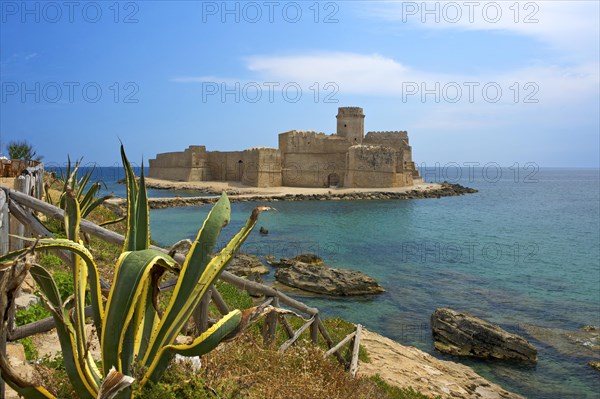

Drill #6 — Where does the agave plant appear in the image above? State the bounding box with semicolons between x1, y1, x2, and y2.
45;157;119;225
0;146;270;398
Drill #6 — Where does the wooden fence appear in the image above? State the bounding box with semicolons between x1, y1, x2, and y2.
1;164;44;253
1;160;42;179
0;172;363;394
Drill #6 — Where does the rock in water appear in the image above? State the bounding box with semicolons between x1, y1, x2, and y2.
274;257;384;296
267;254;323;268
291;253;323;265
521;323;599;358
431;308;537;363
226;254;270;276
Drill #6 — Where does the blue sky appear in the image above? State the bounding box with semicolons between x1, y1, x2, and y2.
1;1;598;167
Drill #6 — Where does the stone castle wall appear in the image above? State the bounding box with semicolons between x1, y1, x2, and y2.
364;131;408;147
148;107;421;188
148;145;210;181
345;145;398;188
279;131;349;187
148;146;281;187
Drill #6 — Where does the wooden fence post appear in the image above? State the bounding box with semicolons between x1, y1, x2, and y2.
193;285;213;334
210;287;230;315
24;174;32;197
263;296;279;346
13;176;29;250
279;316;316;352
350;324;363;377
0;190;9;256
35;165;44;200
310;313;320;344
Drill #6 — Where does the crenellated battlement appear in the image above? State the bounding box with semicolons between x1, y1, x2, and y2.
365;131;409;146
367;134;408;135
337;106;364;116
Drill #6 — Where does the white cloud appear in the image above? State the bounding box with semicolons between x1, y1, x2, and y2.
362;1;599;61
244;52;598;105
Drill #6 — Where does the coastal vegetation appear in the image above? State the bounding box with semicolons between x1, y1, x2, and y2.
43;157;116;223
1;147;275;398
0;148;435;399
5;140;42;161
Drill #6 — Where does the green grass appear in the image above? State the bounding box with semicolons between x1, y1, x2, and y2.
15;303;51;326
38;253;63;270
213;280;254;310
15;271;78;329
17;337;39;361
53;271;74;302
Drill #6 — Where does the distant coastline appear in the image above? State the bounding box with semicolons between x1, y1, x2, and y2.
107;178;478;209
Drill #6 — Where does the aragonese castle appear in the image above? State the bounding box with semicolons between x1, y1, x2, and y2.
148;107;422;188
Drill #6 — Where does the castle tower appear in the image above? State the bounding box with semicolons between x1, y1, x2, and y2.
336;107;365;144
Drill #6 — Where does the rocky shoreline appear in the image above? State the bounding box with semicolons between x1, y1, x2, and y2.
358;329;525;399
110;182;477;209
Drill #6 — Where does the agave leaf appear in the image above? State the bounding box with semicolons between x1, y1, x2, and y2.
63;160;81;208
82;194;115;219
2;238;105;339
30;265;100;398
143;310;242;384
63;191;84;334
135;262;166;362
121;144;139;252
63;189;97;381
101;249;178;376
79;181;101;216
0;238;90;263
99;216;126;227
76;165;95;200
143;200;269;368
141;194;230;364
58;156;72;209
64;190;105;336
134;162;150;251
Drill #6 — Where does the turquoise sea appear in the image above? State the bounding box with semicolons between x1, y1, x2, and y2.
77;166;600;398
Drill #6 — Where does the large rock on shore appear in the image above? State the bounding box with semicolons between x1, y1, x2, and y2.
431;308;537;363
273;254;384;296
359;328;524;399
